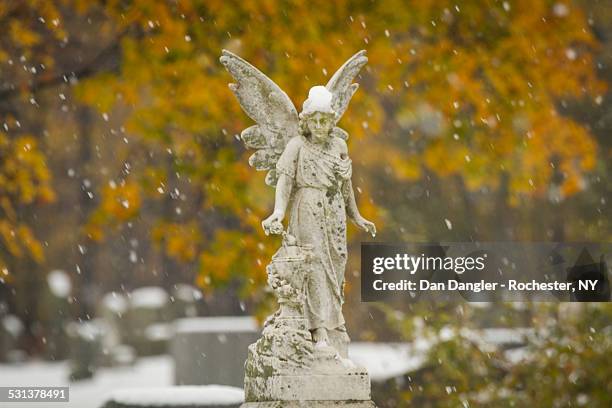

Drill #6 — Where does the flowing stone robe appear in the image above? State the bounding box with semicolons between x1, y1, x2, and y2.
275;135;352;331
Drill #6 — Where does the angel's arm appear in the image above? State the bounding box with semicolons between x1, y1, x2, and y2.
337;137;376;236
334;138;360;222
342;178;376;237
272;173;293;219
262;173;293;235
342;178;361;222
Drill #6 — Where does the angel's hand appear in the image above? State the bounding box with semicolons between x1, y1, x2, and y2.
354;216;376;237
262;211;285;235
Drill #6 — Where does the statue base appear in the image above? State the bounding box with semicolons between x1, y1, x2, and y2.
245;335;372;401
244;316;371;402
244;240;373;405
245;371;371;401
241;402;376;407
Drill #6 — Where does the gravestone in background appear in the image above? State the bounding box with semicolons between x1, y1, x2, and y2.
171;284;202;319
98;292;137;366
126;286;172;356
0;314;24;362
102;385;244;408
66;319;103;381
42;270;72;360
170;317;259;388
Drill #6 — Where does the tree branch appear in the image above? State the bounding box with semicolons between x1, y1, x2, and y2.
0;33;125;100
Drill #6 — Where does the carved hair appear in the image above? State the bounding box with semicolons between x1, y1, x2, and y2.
298;111;336;139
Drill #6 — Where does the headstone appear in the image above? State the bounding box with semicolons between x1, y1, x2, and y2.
171;317;259;388
0;314;24;362
171;284;202;318
102;385;244;408
41;270;72;360
66;319;103;381
98;292;136;366
126;287;171;356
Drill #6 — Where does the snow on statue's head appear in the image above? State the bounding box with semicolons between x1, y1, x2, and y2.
299;86;336;140
301;86;335;116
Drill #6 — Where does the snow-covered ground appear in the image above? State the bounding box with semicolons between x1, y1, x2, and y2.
0;356;174;408
0;341;420;407
349;340;432;382
107;385;243;407
0;333;529;407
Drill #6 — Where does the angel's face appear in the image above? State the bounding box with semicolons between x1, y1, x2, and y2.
305;112;335;141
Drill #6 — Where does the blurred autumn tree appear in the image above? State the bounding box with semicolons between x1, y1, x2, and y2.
0;2;609;404
0;0;608;303
0;1;61;280
74;0;606;296
0;1;121;322
0;134;53;278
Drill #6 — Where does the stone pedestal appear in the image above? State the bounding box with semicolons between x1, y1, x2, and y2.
248;372;370;401
241;241;376;407
245;341;371;402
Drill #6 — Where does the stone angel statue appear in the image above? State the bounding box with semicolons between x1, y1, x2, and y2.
220;49;375;351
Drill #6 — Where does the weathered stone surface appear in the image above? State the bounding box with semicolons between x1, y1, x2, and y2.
221;49;377;404
327;328;350;359
245;373;370;401
245;338;371;401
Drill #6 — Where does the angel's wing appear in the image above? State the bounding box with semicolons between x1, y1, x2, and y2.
326;50;368;138
220;49;299;186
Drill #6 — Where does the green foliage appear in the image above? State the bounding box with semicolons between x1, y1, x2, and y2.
381;302;612;407
499;304;612;407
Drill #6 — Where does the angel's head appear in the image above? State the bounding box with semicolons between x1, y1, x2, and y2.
299;86;336;142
